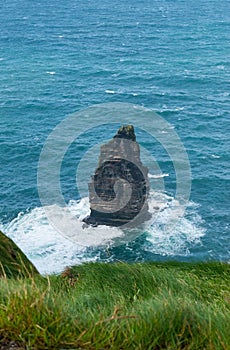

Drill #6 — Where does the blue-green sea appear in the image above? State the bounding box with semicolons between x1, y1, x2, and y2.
0;0;229;274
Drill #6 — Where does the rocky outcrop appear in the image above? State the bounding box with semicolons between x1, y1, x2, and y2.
83;125;150;227
0;230;39;278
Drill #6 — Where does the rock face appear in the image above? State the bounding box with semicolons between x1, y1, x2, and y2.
83;125;150;227
0;230;39;278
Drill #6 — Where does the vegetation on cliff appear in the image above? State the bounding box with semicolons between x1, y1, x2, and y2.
0;261;229;349
0;230;38;278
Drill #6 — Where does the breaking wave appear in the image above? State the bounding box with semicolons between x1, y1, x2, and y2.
2;191;205;274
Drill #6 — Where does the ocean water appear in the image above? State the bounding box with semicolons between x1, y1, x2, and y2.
0;0;229;274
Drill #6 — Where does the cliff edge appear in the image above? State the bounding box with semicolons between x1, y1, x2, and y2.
0;230;39;278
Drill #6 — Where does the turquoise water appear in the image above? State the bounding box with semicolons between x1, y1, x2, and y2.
0;0;229;273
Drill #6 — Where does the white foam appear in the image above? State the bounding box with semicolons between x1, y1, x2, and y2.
148;173;169;179
2;208;85;274
2;199;123;274
46;71;56;75
2;193;205;274
105;89;115;94
160;105;185;112
144;192;205;256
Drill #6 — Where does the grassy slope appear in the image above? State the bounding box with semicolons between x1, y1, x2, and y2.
0;230;38;278
0;261;229;349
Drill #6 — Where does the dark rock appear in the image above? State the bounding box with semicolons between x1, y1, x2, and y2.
113;124;136;142
83;125;151;227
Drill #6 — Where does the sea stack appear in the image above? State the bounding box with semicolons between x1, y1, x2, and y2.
83;125;150;227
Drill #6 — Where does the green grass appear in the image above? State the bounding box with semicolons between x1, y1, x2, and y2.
0;261;229;349
0;230;38;278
